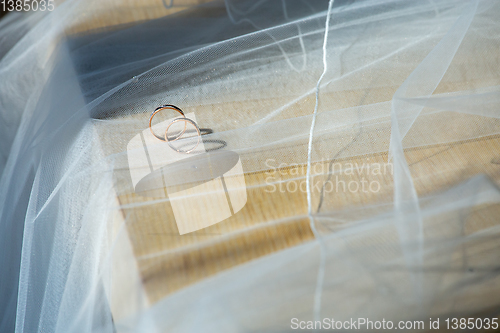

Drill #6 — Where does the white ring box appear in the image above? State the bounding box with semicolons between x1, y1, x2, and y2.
126;112;247;235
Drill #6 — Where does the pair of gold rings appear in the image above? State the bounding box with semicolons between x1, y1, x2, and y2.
149;105;201;153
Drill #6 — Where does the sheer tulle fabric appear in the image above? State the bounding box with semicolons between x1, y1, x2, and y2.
1;0;500;332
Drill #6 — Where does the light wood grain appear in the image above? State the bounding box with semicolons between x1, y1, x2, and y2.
113;132;500;303
74;0;500;327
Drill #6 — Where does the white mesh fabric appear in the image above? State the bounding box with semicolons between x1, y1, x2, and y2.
1;0;500;332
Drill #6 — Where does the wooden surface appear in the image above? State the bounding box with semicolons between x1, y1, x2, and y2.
65;0;214;35
114;133;500;304
71;0;500;329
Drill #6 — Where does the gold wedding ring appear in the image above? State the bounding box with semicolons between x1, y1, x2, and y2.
149;105;186;141
165;117;201;154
